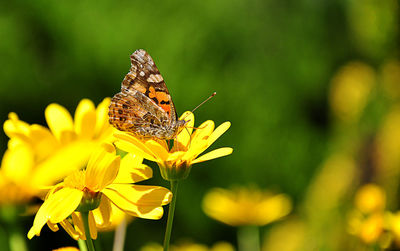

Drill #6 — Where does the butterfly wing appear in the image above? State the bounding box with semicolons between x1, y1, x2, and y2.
109;49;178;138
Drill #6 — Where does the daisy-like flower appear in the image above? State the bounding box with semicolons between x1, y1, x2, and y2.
27;143;172;240
113;111;233;181
203;186;291;251
202;186;292;227
0;98;113;204
112;111;232;251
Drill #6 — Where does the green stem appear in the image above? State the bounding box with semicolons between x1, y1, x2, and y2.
78;239;88;251
237;225;260;251
81;211;96;251
163;180;179;251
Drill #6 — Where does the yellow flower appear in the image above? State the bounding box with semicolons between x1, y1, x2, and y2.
348;184;386;244
113;112;232;180
27;143;172;240
329;61;375;123
354;184;386;214
140;241;235;251
202;187;292;226
53;247;80;251
348;210;384;244
0;98;113;204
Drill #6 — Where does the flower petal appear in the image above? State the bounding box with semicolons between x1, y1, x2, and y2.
114;133;157;161
89;211;98;239
1;143;33;183
92;196;112;228
206;121;231;148
185;120;215;158
86;143;120;191
3;112;31;141
59;218;81;240
32;141;96;187
74;99;96;139
191;147;233;164
45;103;75;142
29;124;58;160
176;111;195;147
145;140;169;161
114;153;153;183
27;187;83;239
94;98;111;137
105;184;172;205
102;189;166;219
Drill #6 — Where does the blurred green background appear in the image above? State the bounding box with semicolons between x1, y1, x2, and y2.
0;0;399;250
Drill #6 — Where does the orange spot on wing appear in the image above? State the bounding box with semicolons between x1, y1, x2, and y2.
156;91;171;115
149;86;157;98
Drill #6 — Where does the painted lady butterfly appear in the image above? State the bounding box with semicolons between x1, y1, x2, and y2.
108;49;187;139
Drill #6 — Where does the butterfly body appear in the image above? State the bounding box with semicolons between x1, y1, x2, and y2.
109;49;187;139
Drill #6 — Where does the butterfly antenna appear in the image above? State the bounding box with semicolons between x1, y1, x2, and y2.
182;92;216;120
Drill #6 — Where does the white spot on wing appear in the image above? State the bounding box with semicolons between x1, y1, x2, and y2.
147;74;163;83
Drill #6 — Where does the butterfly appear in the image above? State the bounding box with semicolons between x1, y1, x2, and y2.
108;49;187;140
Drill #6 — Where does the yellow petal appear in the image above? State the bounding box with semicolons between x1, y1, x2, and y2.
53;247;80;251
94;98;111;137
105;184;172;205
71;213;85;240
114;153;152;183
1;143;33;183
29;124;58;160
27;188;83;239
86;144;120;191
74;99;96;139
184;120;215;159
102;189;165;219
145;140;169;161
3;112;31;140
202;188;239;226
47;222;59;232
31;141;96;187
256;194;292;225
191;147;233;164
114;133;157;161
186;121;231;162
59;218;81;240
45;104;74;141
206;122;231;148
89;211;98;239
176;111;195;146
92;196;112;228
191;120;215;144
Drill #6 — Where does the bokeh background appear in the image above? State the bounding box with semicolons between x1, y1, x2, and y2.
1;0;400;250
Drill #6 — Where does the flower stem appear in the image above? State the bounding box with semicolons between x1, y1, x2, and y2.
237;225;260;251
81;211;95;251
163;180;179;251
78;239;88;251
113;216;127;251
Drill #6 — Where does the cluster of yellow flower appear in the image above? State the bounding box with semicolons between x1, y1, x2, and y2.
0;97;295;251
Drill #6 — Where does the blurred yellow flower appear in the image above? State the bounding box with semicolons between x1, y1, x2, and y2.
0;98;113;205
202;187;291;226
140;241;235;251
348;210;384;244
354;184;386;214
385;211;400;246
329;62;375;123
348;184;386;244
53;247;80;251
375;106;400;172
114;111;232;181
27;143;172;240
